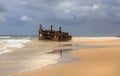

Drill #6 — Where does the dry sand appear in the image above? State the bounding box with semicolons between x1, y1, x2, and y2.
14;37;120;76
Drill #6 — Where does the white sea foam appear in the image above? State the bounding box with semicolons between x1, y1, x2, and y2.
23;54;60;71
0;50;11;55
0;38;31;55
0;36;11;39
1;39;31;48
0;36;73;76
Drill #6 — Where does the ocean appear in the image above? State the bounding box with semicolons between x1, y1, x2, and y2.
0;36;82;76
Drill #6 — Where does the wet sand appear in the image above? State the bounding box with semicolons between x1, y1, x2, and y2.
14;37;120;76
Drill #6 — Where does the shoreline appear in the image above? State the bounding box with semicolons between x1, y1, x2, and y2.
13;37;120;76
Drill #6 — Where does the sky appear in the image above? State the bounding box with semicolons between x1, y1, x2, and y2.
0;0;120;36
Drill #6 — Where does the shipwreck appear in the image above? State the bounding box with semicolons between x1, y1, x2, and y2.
38;24;72;41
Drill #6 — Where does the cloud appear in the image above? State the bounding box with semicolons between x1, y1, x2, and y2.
0;0;120;36
20;0;28;5
0;4;7;21
0;4;6;12
93;4;98;9
0;14;5;21
20;15;31;21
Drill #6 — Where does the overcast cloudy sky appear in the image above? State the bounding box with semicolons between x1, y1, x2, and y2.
0;0;120;36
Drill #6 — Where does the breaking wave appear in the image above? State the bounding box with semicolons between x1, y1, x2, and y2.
0;36;31;55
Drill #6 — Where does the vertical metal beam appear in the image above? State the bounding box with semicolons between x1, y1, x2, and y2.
59;26;61;33
51;25;53;31
39;24;42;31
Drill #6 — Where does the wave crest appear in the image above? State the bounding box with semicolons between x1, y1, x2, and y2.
0;37;31;55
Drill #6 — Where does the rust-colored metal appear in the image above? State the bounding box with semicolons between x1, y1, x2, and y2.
38;24;72;41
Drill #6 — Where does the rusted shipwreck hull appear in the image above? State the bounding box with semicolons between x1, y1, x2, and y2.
38;24;72;41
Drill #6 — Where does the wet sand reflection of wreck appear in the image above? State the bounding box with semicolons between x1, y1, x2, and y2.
38;24;72;41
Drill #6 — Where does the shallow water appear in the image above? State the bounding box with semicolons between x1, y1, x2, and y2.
0;36;77;76
0;36;104;76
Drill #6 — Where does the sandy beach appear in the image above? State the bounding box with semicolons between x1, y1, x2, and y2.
14;37;120;76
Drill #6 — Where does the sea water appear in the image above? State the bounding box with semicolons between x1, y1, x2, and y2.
0;36;31;55
0;36;60;76
0;36;85;76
